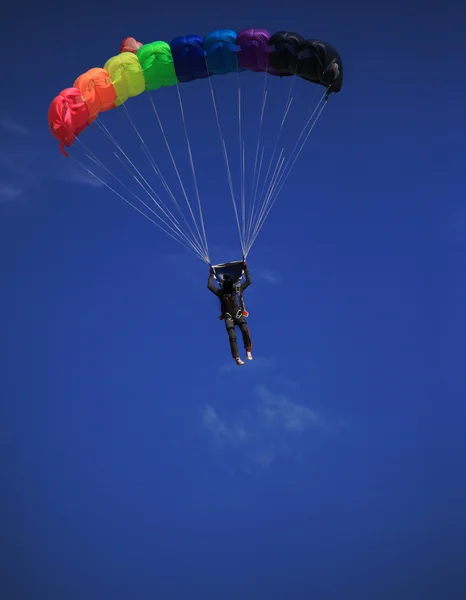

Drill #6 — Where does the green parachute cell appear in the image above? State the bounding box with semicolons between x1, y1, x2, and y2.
137;42;178;91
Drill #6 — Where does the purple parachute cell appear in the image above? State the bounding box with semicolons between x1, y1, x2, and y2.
236;28;279;75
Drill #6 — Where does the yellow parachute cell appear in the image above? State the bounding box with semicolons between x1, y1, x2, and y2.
104;52;145;106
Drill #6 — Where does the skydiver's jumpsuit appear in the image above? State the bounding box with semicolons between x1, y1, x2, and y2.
207;267;252;359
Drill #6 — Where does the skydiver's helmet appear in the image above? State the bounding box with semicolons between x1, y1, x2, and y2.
222;273;234;294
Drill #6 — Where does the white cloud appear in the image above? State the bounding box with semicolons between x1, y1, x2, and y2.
0;117;31;137
203;405;229;436
0;152;40;186
260;270;281;285
250;445;276;469
256;385;324;431
60;171;104;188
0;184;22;202
202;405;249;445
202;385;334;468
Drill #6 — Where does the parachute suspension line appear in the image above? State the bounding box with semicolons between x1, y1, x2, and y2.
236;60;246;249
147;94;210;262
139;143;206;257
175;83;210;262
246;90;328;255
69;142;208;263
75;159;206;261
121;103;208;259
256;76;295;202
245;76;296;252
247;136;266;258
96;117;163;205
267;90;329;209
75;122;193;245
246;150;286;253
245;93;329;255
96;118;183;227
206;73;245;257
123;104;197;230
245;70;269;252
246;95;327;255
255;147;286;226
263;94;294;195
88;118;208;256
91;118;209;262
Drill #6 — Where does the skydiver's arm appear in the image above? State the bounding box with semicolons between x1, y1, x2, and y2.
240;266;252;292
207;272;221;297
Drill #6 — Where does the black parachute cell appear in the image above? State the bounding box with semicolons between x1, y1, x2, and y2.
297;39;343;93
268;31;306;76
212;260;244;285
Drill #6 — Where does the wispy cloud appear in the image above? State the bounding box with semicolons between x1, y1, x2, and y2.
0;183;23;203
202;406;249;445
203;405;229;437
250;443;277;469
202;385;339;468
260;270;282;285
256;385;325;431
59;170;104;188
0;117;31;137
0;152;39;185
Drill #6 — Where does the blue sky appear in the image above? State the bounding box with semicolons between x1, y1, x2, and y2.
1;0;466;598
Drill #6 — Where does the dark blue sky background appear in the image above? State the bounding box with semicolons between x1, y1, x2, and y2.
2;1;466;598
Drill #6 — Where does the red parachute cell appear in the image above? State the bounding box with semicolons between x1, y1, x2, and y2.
120;37;143;54
48;88;89;157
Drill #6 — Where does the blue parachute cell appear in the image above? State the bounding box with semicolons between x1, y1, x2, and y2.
170;35;210;82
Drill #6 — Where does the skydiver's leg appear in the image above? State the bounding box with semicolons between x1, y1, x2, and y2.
237;317;252;353
240;295;249;317
225;317;240;359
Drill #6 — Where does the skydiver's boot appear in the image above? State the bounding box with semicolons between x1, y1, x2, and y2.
235;356;244;366
246;351;253;360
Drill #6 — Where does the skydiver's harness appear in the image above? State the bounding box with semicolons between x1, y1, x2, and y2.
219;283;249;321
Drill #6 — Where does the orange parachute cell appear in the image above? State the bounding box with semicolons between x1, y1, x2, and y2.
74;68;116;123
120;37;143;54
48;88;89;157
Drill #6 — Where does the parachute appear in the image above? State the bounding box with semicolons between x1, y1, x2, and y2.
48;28;343;265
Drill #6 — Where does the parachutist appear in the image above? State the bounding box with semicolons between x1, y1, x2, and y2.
208;260;252;366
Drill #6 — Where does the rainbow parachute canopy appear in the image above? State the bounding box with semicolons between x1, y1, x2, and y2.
48;27;343;155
